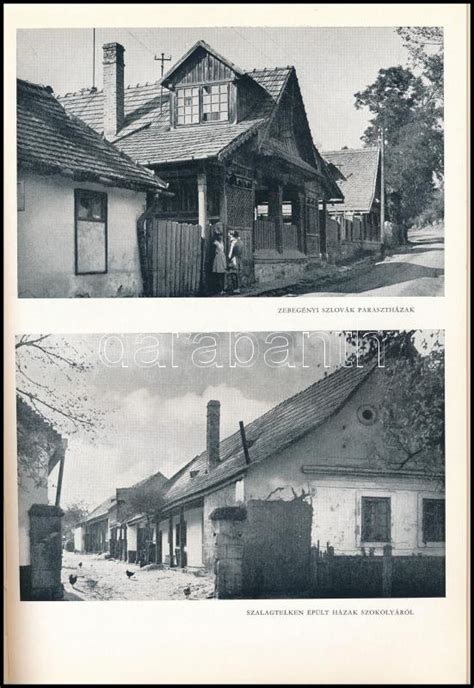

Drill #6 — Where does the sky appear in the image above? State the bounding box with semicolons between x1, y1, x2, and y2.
16;26;409;150
16;330;442;511
17;331;358;508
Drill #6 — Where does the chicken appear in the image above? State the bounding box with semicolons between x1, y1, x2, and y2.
69;574;77;586
78;562;82;568
126;570;135;579
183;586;191;598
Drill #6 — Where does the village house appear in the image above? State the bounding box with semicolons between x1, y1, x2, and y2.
78;360;445;596
59;40;344;293
17;397;67;600
75;471;167;565
322;147;385;261
17;78;167;298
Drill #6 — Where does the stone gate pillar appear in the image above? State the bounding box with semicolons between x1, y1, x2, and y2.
29;504;63;601
209;506;247;599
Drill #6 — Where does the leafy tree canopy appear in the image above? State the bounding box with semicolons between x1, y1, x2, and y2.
354;29;444;233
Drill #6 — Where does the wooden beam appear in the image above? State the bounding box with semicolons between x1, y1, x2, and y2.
54;441;67;508
197;170;208;239
179;507;186;568
268;184;283;253
239;421;251;465
168;513;174;567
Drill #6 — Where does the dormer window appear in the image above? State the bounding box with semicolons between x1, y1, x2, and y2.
177;87;199;125
202;84;229;122
175;82;230;125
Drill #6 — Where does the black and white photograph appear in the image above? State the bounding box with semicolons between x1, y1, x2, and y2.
17;27;444;298
16;330;445;601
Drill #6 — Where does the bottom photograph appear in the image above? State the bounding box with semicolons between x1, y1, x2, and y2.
15;330;445;601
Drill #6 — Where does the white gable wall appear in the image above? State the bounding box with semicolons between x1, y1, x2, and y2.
243;369;444;556
17;171;145;298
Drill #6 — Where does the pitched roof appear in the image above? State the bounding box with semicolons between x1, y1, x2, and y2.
80;495;116;525
160;362;377;509
18;79;167;191
160;39;245;89
322;148;380;213
58;66;302;167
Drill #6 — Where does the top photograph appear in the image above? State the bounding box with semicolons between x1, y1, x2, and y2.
16;26;444;298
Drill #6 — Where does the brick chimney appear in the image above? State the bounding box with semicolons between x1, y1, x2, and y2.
207;400;220;470
102;42;125;139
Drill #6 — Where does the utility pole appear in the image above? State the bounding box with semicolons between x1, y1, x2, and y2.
380;124;385;243
154;52;172;113
92;28;96;89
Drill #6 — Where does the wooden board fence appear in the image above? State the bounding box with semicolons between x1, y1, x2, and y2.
142;219;202;297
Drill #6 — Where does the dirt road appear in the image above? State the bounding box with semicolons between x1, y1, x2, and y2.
295;225;444;297
61;551;215;601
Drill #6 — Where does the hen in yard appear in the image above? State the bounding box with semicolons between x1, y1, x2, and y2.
183;586;191;598
126;570;135;579
69;574;77;586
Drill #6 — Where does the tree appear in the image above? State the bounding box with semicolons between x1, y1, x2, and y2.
343;330;445;471
15;335;105;486
127;481;165;565
15;335;104;435
354;32;444;236
380;343;444;471
396;27;444;104
61;501;89;545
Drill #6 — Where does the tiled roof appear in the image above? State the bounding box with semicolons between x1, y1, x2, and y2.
58;67;294;166
18;79;166;191
249;68;292;101
81;495;116;524
117;117;267;166
161;362;377;509
322;148;380;213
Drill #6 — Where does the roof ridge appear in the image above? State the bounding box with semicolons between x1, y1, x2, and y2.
322;147;379;155
59;80;166;100
246;66;293;73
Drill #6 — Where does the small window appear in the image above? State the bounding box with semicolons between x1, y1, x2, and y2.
361;497;391;542
202;83;229;122
235;479;244;503
175;83;229;125
17;181;25;211
176;86;199;125
75;189;107;274
422;499;445;543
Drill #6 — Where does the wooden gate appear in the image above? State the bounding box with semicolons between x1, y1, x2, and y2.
139;217;202;297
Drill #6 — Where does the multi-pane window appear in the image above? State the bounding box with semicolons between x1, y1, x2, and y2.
361;496;391;543
422;499;445;543
74;189;107;274
202;83;229;122
175;83;229;125
176;87;199;125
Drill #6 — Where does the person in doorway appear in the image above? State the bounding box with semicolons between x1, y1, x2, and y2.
212;231;227;295
228;230;243;294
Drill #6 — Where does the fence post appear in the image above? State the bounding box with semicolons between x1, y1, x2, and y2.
382;544;393;597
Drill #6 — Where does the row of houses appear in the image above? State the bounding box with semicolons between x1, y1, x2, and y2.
75;361;445;581
18;39;386;298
